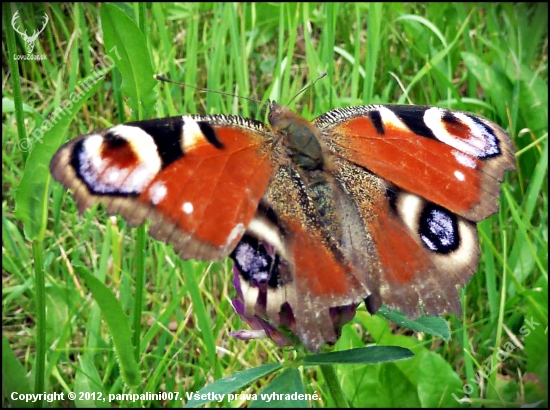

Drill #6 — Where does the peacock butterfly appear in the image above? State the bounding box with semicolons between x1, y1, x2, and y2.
50;101;515;351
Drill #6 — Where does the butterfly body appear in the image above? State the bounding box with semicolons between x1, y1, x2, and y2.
50;102;514;351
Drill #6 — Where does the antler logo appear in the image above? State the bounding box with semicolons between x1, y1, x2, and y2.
12;10;49;55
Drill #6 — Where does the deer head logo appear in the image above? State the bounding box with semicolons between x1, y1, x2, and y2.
12;10;49;55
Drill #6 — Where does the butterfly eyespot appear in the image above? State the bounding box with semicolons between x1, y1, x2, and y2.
418;204;459;254
247;216;285;258
233;241;268;276
231;236;281;289
424;108;502;159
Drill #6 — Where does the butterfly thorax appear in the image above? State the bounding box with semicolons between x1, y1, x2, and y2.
268;102;324;170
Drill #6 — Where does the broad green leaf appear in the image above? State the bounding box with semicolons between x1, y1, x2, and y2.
485;374;521;404
45;285;70;348
2;97;43;117
503;61;548;132
74;355;108;408
303;346;414;365
74;264;141;388
417;352;465;407
1;210;30;279
183;363;282;408
3;334;33;408
524;277;548;390
100;3;157;120
379;306;451;341
14;77;105;241
461;52;512;122
380;363;422;407
250;368;308;408
340;313;430;407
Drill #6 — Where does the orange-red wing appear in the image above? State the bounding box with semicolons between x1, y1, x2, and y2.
328;157;480;318
252;214;366;352
50;115;275;260
259;164;369;351
284;220;362;301
315;105;515;221
143;125;273;252
366;197;468;316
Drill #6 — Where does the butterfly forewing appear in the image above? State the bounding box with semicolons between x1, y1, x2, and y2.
314;105;515;222
50;115;274;260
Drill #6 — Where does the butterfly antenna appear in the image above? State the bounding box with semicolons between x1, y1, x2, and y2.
286;72;327;106
154;74;261;104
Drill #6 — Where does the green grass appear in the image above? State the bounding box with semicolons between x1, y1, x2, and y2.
2;2;547;408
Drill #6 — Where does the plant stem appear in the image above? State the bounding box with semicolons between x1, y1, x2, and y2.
320;364;349;408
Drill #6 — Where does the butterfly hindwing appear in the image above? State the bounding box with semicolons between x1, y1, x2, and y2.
240;161;367;350
332;157;479;316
